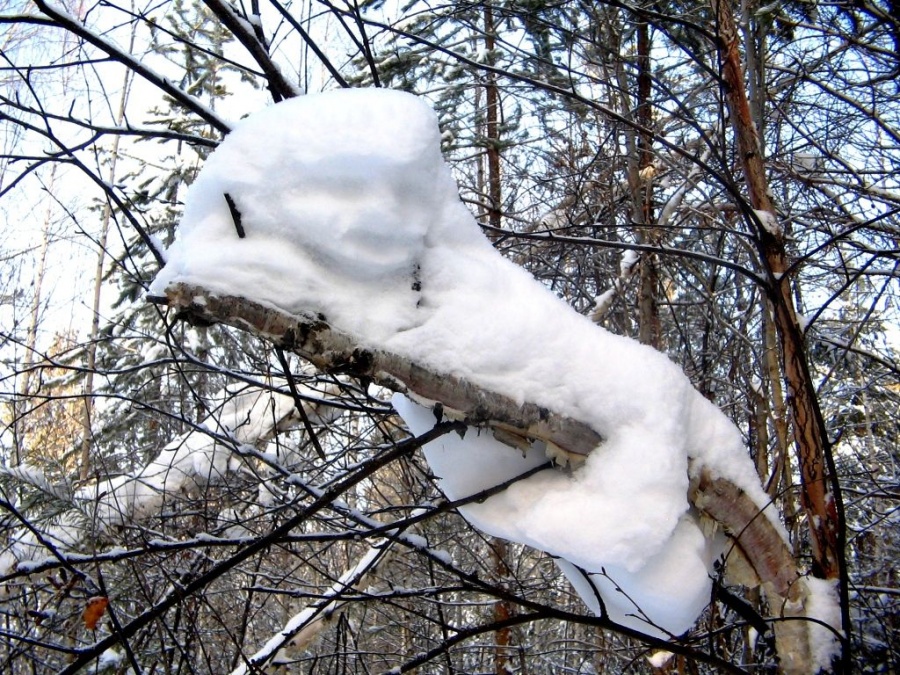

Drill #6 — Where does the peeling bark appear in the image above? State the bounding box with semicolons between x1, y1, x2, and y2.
709;1;846;667
690;470;811;675
159;283;603;461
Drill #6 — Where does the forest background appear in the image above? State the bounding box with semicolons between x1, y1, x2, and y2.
0;0;897;672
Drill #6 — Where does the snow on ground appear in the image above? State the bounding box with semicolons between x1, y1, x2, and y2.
150;88;785;636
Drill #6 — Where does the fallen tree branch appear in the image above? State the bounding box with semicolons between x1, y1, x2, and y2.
157;283;604;462
158;282;817;674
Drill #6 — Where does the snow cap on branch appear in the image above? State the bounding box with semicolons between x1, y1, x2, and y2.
151;88;780;637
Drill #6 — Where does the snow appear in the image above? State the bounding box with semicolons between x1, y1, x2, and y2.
12;559;54;574
432;549;453;565
754;208;783;237
791;152;823;176
82;385;299;530
593;288;616;313
591;249;639;320
150;88;780;637
97;648;124;670
647;650;674;668
397;392;721;636
0;384;308;581
232;536;393;674
804;577;842;670
404;534;428;549
619;249;640;276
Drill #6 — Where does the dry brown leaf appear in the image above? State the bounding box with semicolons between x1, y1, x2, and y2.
82;596;108;630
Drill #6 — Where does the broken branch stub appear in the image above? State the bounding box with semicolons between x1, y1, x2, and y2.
690;470;812;674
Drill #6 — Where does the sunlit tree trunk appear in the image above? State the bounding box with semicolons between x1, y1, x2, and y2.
78;18;137;480
80;152;115;481
12;172;54;463
763;301;798;543
482;8;513;670
709;0;849;666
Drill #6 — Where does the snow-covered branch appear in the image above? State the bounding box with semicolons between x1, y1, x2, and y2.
148;89;838;671
203;0;301;101
232;540;390;674
160;283;603;464
0;382;333;582
160;278;818;664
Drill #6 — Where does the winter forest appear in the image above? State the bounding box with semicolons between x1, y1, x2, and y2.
1;0;898;673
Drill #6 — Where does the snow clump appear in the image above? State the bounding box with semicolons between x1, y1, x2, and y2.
151;88;781;637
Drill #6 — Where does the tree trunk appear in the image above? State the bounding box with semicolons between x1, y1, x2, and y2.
484;2;502;232
12;176;54;463
490;537;514;675
634;18;661;348
79;23;136;480
709;0;848;667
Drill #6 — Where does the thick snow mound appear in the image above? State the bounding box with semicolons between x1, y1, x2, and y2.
153;89;464;343
152;88;773;637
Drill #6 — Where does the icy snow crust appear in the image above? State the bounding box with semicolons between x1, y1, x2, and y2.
152;89;772;636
